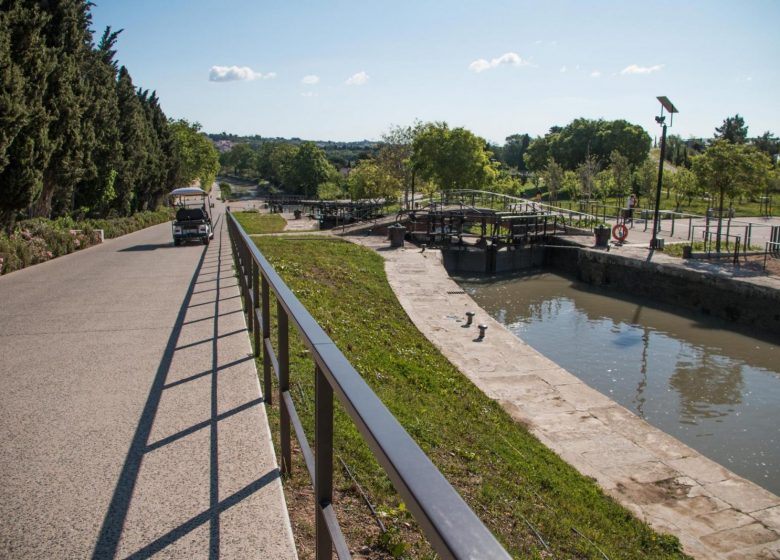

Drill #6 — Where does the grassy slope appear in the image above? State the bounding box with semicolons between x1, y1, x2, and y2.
254;235;688;559
234;212;287;234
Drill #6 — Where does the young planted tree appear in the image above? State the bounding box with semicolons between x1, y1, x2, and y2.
692;140;772;251
633;159;657;200
376;121;426;210
540;158;564;202
576;155;599;203
672;168;699;211
609;150;631;206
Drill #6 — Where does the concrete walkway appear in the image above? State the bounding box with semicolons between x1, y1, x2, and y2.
0;200;296;558
350;234;780;560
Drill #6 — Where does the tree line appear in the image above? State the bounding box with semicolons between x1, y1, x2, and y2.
220;118;656;205
0;0;219;232
221;114;777;213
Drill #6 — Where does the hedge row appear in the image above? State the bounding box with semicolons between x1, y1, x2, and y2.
0;209;173;275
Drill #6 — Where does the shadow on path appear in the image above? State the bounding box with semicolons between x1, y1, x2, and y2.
92;222;267;559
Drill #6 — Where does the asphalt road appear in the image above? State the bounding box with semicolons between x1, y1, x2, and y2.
0;199;295;558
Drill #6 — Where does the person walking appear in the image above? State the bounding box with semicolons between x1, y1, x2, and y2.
627;193;637;227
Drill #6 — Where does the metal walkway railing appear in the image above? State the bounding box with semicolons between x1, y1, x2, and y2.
227;212;510;560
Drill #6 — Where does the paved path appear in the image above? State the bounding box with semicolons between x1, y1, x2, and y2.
0;199;296;558
349;234;780;560
601;215;780;249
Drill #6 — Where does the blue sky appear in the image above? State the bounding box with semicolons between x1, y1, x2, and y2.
90;0;780;144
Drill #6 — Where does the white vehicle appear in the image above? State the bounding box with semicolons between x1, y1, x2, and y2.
169;187;214;246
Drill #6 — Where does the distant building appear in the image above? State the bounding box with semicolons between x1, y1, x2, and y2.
213;139;234;153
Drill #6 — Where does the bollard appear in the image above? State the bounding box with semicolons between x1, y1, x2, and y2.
463;311;475;327
476;324;488;341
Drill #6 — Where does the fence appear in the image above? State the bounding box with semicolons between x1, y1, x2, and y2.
766;226;780;270
226;212;510;560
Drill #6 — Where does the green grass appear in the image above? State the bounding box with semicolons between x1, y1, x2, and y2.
253;235;688;559
233;212;287;234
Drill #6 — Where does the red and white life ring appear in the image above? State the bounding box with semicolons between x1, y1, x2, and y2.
612;224;629;242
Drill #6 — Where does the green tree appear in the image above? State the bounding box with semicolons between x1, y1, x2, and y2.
561;170;580;200
0;0;54;231
523;134;550;172
32;0;94;218
73;26;123;215
692;140;772;251
376;121;426;209
223;143;256;176
411;123;497;191
113;66;148;214
633;159;657;200
609;150;631;205
524;119;651;172
752;131;780;159
714;114;748;144
671;168;699;210
268;143;298;188
286;142;332;197
503;133;531;171
540;158;564;202
169;119;220;192
576;156;599;202
347;159;401;202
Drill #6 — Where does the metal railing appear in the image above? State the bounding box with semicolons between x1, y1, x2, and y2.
227;212;510;560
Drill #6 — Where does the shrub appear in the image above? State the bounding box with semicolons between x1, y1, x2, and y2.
0;208;173;275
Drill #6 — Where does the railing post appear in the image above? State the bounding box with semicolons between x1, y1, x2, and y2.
278;301;291;475
315;364;334;560
239;238;248;314
262;276;272;407
251;260;260;353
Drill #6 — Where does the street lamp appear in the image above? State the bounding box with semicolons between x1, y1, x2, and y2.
650;96;678;250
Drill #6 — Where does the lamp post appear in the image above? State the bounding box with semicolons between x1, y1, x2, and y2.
650;96;678;250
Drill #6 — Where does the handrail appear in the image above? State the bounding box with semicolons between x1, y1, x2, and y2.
227;212;510;560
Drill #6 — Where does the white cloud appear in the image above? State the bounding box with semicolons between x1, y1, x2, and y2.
468;52;530;73
620;64;664;75
560;65;567;73
590;71;602;78
345;71;369;86
301;91;318;97
302;75;320;85
209;65;275;82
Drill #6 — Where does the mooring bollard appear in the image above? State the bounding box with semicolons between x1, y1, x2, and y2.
477;324;488;341
464;311;475;327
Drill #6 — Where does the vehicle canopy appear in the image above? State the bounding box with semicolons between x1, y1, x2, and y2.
170;186;209;204
169;187;212;223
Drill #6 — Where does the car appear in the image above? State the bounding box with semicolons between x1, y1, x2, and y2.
169;187;214;246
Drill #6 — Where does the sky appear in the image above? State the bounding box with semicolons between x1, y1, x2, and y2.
90;0;780;144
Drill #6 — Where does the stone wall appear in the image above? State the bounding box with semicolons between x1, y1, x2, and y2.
547;244;780;338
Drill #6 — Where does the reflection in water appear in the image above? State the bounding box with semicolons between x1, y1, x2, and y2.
670;351;744;423
458;272;780;495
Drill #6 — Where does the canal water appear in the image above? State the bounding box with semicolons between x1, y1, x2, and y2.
457;272;780;495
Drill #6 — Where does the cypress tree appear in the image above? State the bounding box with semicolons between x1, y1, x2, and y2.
73;26;123;215
0;0;55;231
114;66;148;215
31;0;93;218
